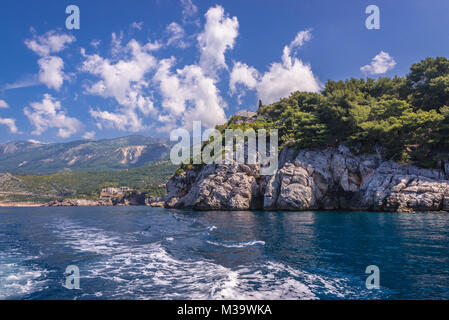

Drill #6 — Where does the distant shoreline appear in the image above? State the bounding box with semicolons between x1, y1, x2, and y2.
0;202;43;207
1;202;449;213
0;199;165;208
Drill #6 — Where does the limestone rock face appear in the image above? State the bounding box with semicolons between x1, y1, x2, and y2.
164;162;263;210
164;147;449;212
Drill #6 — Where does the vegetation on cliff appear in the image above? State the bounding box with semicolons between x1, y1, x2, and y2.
0;161;177;203
218;57;449;168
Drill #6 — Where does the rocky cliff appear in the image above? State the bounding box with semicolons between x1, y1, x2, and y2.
163;146;449;212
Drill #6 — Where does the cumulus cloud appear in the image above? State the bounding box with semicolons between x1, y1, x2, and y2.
89;107;144;131
230;30;320;105
166;22;189;48
25;30;75;57
0;99;19;133
145;40;163;51
25;30;74;90
24;94;82;138
143;22;188;51
19;6;318;135
229;62;260;104
0;118;19;134
81;6;236;133
361;51;396;75
82;11;317;133
37;56;65;90
229;62;260;93
197;5;239;77
257;46;320;104
81;37;157;131
153;58;227;130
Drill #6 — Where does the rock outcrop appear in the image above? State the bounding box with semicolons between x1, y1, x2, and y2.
44;199;112;207
163;146;449;212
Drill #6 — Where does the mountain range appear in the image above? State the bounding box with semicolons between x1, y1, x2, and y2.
0;135;173;174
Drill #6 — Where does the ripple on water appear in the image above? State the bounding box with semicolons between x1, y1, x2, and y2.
50;218;374;300
0;250;48;300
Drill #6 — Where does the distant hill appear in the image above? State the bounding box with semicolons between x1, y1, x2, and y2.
0;135;173;174
0;160;178;203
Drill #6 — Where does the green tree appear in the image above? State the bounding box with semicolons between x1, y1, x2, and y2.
407;57;449;110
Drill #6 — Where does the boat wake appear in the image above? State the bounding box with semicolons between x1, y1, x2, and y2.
50;218;371;300
0;250;48;300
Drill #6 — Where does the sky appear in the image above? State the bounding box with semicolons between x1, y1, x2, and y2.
0;0;449;143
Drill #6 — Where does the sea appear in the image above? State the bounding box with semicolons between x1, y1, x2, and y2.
0;207;448;300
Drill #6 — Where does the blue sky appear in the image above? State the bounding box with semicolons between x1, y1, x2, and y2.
0;0;449;143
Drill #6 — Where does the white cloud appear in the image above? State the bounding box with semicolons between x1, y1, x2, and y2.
72;7;320;133
361;51;396;75
257;46;320;104
229;62;260;93
25;31;74;91
153;58;227;129
0;99;8;108
90;40;101;48
181;0;198;18
24;94;82;138
80;6;236;132
81;37;158;131
3;75;40;90
229;30;320;105
131;21;143;30
82;131;96;140
289;29;312;50
166;22;189;48
110;32;125;57
89;107;145;132
81;39;156;109
0;100;20;134
142;22;189;51
0;118;19;134
197;5;239;77
25;30;75;57
146;40;163;51
38;56;65;90
229;62;260;104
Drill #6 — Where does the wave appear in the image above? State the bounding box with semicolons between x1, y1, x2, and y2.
50;218;126;255
206;239;265;248
49;217;379;300
0;250;48;300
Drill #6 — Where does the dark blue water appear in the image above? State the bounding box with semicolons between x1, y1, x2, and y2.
0;207;449;300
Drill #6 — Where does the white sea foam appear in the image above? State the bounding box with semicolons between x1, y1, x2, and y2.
51;219;125;255
206;240;266;248
50;218;357;300
0;250;48;299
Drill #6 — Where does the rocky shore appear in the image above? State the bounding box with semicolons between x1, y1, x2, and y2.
1;195;165;208
43;199;113;207
5;145;449;213
163;146;449;212
0;201;43;207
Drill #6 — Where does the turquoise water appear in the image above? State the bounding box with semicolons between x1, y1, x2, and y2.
0;207;448;299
